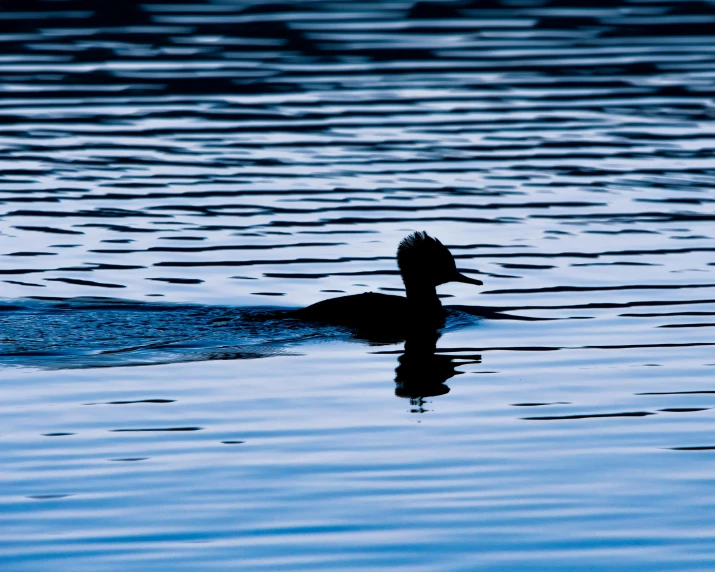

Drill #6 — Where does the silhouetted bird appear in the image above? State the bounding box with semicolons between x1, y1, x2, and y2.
295;231;483;340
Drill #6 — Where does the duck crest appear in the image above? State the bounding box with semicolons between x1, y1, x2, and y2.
397;231;444;268
397;231;455;287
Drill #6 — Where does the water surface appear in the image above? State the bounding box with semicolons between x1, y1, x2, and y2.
2;0;715;569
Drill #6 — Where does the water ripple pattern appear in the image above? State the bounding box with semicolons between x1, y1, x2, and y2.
2;1;715;570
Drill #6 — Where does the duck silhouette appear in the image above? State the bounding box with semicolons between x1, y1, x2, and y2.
295;231;483;340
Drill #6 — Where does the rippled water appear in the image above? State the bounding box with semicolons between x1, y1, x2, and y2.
2;0;715;569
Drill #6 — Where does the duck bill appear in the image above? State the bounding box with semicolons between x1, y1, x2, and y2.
453;272;483;286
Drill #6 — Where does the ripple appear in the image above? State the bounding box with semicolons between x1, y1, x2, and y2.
523;411;656;421
111;427;202;433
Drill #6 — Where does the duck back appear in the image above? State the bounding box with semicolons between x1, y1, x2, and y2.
294;292;445;341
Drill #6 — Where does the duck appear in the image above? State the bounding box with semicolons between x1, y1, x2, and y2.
294;231;483;339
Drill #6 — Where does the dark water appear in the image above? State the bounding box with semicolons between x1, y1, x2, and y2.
2;0;715;569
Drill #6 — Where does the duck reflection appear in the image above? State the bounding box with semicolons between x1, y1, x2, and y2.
394;326;481;411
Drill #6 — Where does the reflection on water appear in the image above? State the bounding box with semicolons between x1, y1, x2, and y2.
3;0;715;569
395;329;455;401
394;327;482;405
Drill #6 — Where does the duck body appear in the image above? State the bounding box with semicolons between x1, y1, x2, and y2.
293;232;483;340
294;291;444;341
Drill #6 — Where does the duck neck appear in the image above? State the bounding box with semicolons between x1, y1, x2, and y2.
403;279;442;317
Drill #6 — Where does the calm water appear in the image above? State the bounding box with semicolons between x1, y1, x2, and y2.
2;0;715;569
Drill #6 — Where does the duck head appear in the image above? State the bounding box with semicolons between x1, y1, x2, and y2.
397;231;483;289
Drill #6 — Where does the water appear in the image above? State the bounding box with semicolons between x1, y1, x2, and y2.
2;0;715;569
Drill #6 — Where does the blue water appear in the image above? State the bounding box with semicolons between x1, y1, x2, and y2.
2;0;715;569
